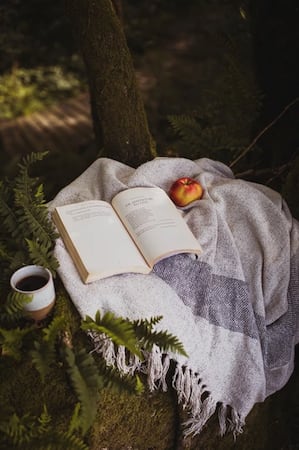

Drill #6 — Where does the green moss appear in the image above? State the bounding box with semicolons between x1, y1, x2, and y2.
52;280;82;334
89;386;178;450
0;354;76;431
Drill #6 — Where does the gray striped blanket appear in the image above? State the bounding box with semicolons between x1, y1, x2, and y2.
49;157;299;437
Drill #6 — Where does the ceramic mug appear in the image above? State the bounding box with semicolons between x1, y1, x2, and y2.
10;265;56;321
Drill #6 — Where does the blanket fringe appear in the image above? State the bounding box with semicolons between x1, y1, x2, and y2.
88;331;244;439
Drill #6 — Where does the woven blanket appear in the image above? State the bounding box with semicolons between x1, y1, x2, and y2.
48;157;299;437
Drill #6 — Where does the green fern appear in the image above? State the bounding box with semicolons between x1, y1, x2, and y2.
31;316;66;381
36;405;52;435
0;325;34;360
16;201;55;248
132;316;188;357
0;151;59;286
0;407;88;450
82;311;187;359
82;311;142;359
168;34;263;163
44;430;89;450
68;403;82;435
26;239;59;276
167;114;237;160
0;182;21;243
0;291;32;326
0;412;37;447
0;241;14;265
63;347;101;435
14;152;58;248
96;357;144;394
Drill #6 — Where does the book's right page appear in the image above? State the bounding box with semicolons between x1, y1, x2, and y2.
112;187;202;267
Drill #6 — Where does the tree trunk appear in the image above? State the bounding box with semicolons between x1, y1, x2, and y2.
65;0;156;167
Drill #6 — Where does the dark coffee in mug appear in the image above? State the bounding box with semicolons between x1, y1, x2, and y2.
16;275;48;292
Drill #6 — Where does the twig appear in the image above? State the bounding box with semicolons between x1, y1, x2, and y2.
235;161;291;181
230;97;299;169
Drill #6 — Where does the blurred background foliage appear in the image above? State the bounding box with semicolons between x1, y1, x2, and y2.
0;0;87;118
0;0;298;216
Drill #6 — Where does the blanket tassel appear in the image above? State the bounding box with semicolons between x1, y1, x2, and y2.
89;332;244;439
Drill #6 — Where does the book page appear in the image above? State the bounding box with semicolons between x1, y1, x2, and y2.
111;187;202;267
52;200;150;283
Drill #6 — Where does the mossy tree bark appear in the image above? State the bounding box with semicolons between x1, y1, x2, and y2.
65;0;156;167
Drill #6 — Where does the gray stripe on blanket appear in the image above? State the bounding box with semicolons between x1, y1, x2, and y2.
154;252;299;371
260;254;299;369
153;254;260;339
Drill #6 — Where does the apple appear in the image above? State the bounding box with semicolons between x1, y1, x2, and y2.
168;177;203;207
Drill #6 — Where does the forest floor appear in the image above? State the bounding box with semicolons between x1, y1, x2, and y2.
0;2;298;449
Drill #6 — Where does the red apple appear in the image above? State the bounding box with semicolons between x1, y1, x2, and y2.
169;177;203;207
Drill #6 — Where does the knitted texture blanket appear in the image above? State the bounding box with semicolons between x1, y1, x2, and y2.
49;157;299;437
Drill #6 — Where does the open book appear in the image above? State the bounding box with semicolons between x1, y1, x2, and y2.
52;187;202;283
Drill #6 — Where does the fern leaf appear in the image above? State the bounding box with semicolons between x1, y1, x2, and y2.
0;326;34;360
15;151;49;198
82;311;142;359
31;340;56;381
37;405;51;434
0;183;22;241
0;241;13;264
0;408;88;450
68;403;82;435
50;430;89;450
96;357;144;394
63;347;101;435
26;239;59;276
16;200;58;249
7;250;30;274
47;430;89;450
31;316;66;381
133;318;188;357
13;151;57;249
0;291;32;327
42;315;66;343
0;151;58;279
0;412;36;445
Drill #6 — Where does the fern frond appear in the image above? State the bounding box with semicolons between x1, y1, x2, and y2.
31;316;66;381
37;405;51;434
0;151;58;280
0;241;13;264
16;199;58;249
14;151;48;199
0;183;22;242
0;291;32;327
133;318;188;357
26;239;59;276
43;315;66;343
0;408;88;450
0;412;36;446
31;339;56;381
49;430;89;450
96;357;144;394
47;430;89;450
0;326;34;360
168;114;203;155
68;403;82;435
63;347;101;435
7;251;30;275
82;311;142;359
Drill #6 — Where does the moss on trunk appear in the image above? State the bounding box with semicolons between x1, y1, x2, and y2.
65;0;156;167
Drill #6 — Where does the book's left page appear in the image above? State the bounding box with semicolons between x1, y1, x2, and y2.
52;200;151;283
